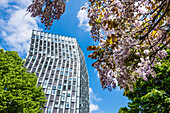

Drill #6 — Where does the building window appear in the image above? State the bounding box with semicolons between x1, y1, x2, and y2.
56;96;59;100
40;32;43;36
57;67;60;71
50;95;54;100
72;98;76;103
53;109;57;113
71;110;74;113
29;56;32;59
72;92;75;97
48;34;51;37
57;90;61;95
70;68;72;72
39;78;43;82
53;86;56;89
53;67;56;70
71;103;74;109
48;83;52;89
44;32;47;36
61;96;65;101
49;102;53;108
65;109;69;113
73;81;76;86
46;89;51;94
68;85;71;90
64;80;67;85
61;72;64;75
55;35;58;38
33;35;36;39
54;102;58;108
44;79;48;83
58;85;61;89
60;102;64;108
67;97;70;102
43;83;47;88
66;103;70;108
52;89;56;94
67;93;71;97
62;93;65;96
63;85;66;91
47;108;52;113
62;67;64;71
33;56;36;59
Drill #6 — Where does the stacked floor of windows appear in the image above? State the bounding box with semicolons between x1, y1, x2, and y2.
24;30;90;113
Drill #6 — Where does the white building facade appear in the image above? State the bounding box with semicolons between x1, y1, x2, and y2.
24;30;90;113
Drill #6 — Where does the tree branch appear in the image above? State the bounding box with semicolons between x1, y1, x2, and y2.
150;39;170;64
140;0;170;40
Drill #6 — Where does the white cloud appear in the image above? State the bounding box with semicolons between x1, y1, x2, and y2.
98;111;106;113
94;69;100;78
77;2;91;31
15;0;31;7
89;87;102;101
1;8;38;55
90;103;99;112
0;0;40;55
0;0;31;9
89;87;102;112
89;87;93;93
0;0;9;8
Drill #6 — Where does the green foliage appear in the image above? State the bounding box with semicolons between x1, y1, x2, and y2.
0;49;46;113
119;49;170;113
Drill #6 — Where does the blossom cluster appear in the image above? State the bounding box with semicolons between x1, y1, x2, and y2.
87;0;169;91
27;0;66;28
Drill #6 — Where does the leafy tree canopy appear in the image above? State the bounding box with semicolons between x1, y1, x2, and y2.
27;0;170;91
0;49;46;113
118;49;170;113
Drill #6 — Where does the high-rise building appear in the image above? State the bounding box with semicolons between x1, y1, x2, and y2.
24;30;90;113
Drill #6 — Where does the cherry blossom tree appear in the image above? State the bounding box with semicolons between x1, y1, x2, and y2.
27;0;68;29
118;50;170;112
27;0;170;91
87;0;170;91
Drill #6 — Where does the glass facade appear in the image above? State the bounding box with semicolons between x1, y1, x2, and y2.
24;30;90;113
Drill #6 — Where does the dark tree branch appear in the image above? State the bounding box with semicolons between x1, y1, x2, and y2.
140;0;166;21
150;31;167;49
151;2;166;24
150;39;170;64
140;0;170;40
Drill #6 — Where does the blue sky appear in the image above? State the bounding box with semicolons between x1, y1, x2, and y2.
0;0;129;112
